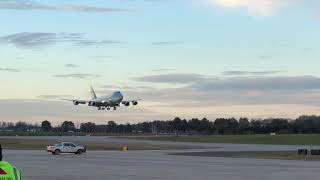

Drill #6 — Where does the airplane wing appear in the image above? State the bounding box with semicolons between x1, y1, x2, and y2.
61;99;89;105
122;99;142;103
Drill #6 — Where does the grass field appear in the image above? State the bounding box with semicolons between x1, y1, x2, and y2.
0;132;82;136
0;132;152;136
170;151;320;161
129;134;320;145
0;138;192;151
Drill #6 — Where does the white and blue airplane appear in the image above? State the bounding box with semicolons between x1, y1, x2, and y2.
64;86;141;111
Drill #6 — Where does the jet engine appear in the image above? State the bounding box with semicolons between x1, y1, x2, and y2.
124;102;130;106
132;101;138;106
73;101;79;105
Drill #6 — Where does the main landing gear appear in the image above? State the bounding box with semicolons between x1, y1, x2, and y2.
98;106;115;111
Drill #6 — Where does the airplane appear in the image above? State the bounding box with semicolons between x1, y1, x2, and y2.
64;86;141;111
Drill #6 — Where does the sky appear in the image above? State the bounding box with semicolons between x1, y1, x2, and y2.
1;0;320;125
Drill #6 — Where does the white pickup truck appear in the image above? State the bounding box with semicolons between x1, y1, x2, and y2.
47;142;86;155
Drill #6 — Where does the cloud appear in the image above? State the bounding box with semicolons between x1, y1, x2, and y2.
151;41;179;46
0;32;121;49
75;40;123;46
134;73;210;84
210;0;294;17
222;70;283;76
0;68;20;72
128;73;320;107
0;32;82;49
193;76;320;91
101;85;154;91
0;32;172;50
152;68;176;72
135;73;320;93
0;0;130;12
65;64;79;68
53;73;101;80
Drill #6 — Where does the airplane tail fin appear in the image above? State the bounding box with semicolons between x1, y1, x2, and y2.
90;86;97;100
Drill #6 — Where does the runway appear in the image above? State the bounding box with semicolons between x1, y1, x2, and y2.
2;137;320;180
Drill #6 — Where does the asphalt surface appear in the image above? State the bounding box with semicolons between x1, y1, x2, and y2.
2;137;320;180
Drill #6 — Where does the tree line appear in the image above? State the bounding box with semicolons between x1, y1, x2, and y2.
1;115;320;135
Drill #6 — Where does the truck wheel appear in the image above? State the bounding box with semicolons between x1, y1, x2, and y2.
76;149;82;155
54;149;61;155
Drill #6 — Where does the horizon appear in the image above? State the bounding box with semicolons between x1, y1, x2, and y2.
1;0;320;124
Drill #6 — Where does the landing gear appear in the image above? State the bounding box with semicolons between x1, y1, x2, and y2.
98;106;116;111
98;107;106;111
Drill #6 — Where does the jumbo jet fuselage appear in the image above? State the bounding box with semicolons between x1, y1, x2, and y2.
88;91;124;108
